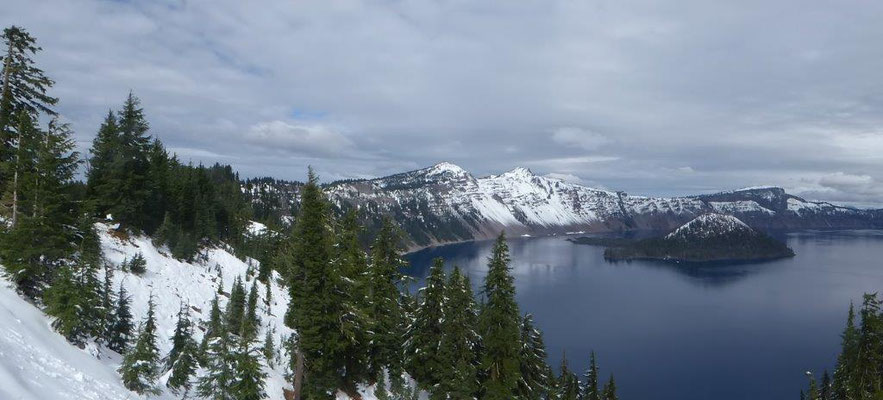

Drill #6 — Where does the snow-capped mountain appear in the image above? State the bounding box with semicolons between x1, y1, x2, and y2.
319;163;881;248
247;162;883;249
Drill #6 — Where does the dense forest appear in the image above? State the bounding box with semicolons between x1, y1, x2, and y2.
0;26;622;399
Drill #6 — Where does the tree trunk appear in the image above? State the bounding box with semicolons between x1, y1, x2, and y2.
292;349;305;400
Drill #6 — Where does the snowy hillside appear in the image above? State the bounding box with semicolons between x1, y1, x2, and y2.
0;223;382;400
0;280;134;400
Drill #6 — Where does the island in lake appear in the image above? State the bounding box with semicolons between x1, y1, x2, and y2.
570;213;796;263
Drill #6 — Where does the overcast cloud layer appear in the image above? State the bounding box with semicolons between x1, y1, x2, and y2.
4;0;883;206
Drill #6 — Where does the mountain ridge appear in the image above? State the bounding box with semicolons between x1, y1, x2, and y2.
243;162;883;249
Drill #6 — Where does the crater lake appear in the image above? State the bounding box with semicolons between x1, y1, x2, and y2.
404;230;883;400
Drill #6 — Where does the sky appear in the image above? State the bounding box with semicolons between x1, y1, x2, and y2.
4;0;883;206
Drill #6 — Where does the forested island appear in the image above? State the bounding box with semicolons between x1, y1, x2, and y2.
572;214;795;263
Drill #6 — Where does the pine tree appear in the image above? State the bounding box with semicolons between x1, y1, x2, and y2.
167;302;193;369
1;113;78;299
128;252;146;275
201;294;223;357
85;92;151;229
167;303;198;394
806;373;819;400
280;169;363;398
581;352;601;400
43;265;87;343
263;328;276;367
334;209;371;387
832;302;858;399
229;335;268;400
478;232;522;399
226;276;246;335
602;375;618;400
100;265;116;343
241;282;260;340
406;257;447;388
436;267;481;399
820;370;831;400
0;26;57;189
109;283;134;353
555;353;580;400
517;314;551;400
367;217;408;382
852;294;883;397
198;330;236;400
120;295;160;394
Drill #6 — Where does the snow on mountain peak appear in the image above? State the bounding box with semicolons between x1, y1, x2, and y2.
502;167;534;178
426;161;468;177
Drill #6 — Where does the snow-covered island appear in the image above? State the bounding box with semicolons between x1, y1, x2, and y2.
573;214;796;263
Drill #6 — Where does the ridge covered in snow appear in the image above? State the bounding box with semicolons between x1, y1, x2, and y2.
319;162;883;248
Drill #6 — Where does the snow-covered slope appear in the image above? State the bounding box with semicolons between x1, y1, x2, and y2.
319;163;883;248
0;279;135;400
665;213;753;241
0;223;383;400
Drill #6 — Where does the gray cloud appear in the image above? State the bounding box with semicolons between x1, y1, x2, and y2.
3;0;883;205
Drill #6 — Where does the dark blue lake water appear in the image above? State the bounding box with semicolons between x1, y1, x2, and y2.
403;230;883;400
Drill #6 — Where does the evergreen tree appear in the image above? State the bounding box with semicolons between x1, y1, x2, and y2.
367;217;408;382
120;295;160;394
436;267;481;399
263;328;276;367
241;282;260;340
517;314;551;400
201;294;223;358
280;168;355;398
167;336;198;395
167;303;198;394
555;353;580;400
335;209;371;387
832;302;858;399
581;352;601;400
85;92;151;229
806;373;819;400
43;265;87;343
602;376;618;400
0;26;57;188
100;265;116;343
820;370;831;400
477;232;522;399
226;276;246;335
128;252;146;275
1;113;78;299
167;302;194;369
198;330;236;400
852;294;883;397
406;257;447;388
229;335;268;400
108;283;134;353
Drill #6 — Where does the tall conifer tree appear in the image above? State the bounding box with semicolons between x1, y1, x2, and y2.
477;232;522;399
406;257;447;388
